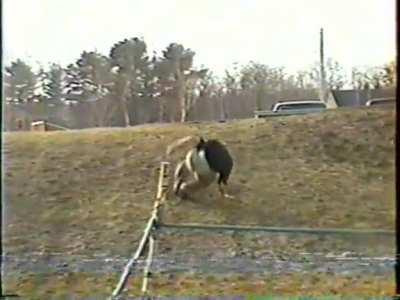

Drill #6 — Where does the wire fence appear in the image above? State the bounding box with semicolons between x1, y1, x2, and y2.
159;222;395;236
106;161;396;299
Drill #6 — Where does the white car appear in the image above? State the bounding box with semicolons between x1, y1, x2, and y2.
271;100;327;112
365;97;395;107
255;100;327;118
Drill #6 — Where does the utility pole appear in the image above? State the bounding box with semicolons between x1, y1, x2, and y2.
319;28;327;103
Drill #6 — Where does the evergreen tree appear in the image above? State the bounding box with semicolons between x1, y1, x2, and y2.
5;59;36;103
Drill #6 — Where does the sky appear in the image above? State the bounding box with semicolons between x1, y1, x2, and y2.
2;0;396;77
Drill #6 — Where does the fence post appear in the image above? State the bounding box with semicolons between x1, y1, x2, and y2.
110;161;170;299
141;234;155;295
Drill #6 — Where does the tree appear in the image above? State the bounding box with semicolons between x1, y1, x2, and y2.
73;51;119;127
76;51;114;99
366;67;385;89
28;66;51;120
64;63;84;102
109;37;150;126
309;58;346;91
223;63;241;93
351;67;368;90
197;70;219;98
295;70;317;90
351;62;396;90
4;69;15;103
33;66;50;102
382;60;396;87
365;62;397;89
5;59;36;103
155;43;207;122
238;62;285;110
45;63;66;104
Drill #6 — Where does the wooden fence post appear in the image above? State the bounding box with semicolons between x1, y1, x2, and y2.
110;161;170;299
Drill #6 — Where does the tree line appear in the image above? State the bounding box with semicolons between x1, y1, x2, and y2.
4;37;396;129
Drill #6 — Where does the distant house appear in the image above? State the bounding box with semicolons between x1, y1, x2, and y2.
4;103;35;131
4;101;73;132
326;88;396;109
31;120;69;132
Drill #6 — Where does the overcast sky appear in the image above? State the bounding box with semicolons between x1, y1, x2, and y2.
3;0;396;77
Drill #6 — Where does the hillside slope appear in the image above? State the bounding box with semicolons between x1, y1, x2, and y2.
2;107;396;297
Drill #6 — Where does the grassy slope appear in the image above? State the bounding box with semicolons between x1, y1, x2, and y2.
2;107;396;297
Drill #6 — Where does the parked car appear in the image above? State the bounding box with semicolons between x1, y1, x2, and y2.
365;97;395;107
254;100;327;118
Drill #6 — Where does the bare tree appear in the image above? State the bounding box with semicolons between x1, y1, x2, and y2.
238;62;284;109
351;62;396;90
309;58;346;91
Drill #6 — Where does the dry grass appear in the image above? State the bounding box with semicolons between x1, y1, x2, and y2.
149;273;395;297
2;107;396;297
3;272;395;298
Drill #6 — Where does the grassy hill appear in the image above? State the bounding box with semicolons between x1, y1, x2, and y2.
2;107;396;298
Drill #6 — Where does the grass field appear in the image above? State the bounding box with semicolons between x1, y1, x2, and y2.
2;107;396;298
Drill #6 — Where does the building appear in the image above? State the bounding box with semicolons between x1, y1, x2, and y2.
325;88;396;109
